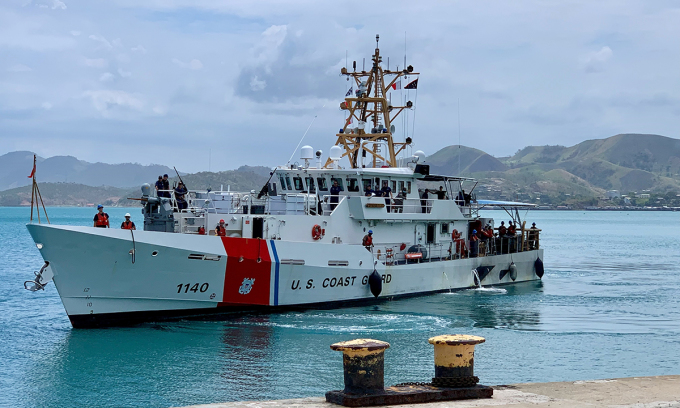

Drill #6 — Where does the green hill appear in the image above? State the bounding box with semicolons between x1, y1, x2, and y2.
0;183;130;207
427;145;507;175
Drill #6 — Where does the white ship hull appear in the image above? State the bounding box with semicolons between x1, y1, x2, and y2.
27;224;543;328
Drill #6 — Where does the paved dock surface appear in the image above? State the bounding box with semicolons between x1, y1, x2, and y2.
179;375;680;408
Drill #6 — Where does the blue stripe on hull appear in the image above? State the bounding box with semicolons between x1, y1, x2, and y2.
270;240;280;306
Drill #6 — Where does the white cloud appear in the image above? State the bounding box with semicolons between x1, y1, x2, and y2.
88;34;112;50
131;45;147;54
99;72;114;82
70;30;81;36
152;106;166;115
82;90;144;114
7;64;32;72
118;68;131;77
83;57;108;68
580;46;613;73
41;102;53;110
172;58;203;70
51;0;66;10
250;76;266;91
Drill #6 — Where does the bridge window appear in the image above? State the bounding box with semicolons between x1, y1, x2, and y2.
362;179;372;192
293;177;303;190
317;177;328;191
305;177;316;193
331;178;344;191
398;181;405;193
278;174;288;190
347;178;359;192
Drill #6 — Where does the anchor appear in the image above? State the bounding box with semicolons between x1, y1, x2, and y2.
24;261;52;292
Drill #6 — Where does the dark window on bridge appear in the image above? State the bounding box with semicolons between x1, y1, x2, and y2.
317;177;328;191
293;177;303;190
347;178;359;192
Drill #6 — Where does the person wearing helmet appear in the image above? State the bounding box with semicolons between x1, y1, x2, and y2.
215;219;227;237
93;205;109;228
121;213;136;230
470;229;479;258
362;230;374;251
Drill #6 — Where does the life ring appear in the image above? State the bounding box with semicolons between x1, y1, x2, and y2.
312;224;323;240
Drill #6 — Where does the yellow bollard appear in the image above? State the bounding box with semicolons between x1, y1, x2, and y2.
330;339;390;395
428;334;485;388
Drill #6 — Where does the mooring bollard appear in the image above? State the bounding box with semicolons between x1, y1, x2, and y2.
330;338;390;395
428;334;485;388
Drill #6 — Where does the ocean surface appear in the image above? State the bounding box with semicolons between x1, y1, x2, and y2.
1;207;679;408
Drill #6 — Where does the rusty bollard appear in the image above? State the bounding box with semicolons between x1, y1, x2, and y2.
330;339;390;395
428;335;485;388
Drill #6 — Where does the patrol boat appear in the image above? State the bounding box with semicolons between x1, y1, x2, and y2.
25;37;544;328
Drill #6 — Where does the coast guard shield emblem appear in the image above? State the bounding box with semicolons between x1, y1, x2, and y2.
238;278;255;295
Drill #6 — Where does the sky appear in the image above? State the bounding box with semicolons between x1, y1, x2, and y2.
1;0;679;173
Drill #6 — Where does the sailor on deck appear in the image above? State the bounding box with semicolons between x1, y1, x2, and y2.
362;230;374;251
121;213;136;230
330;180;341;211
93;205;109;228
215;219;227;237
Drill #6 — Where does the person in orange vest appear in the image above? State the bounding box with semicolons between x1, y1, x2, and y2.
498;221;507;236
197;226;206;235
120;213;136;230
470;229;480;258
215;219;227;236
93;205;109;228
362;230;374;251
507;220;517;236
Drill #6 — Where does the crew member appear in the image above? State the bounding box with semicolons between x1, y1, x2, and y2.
528;222;539;249
93;205;109;228
381;180;392;212
362;230;374;251
174;182;188;211
215;219;227;236
435;186;447;200
420;189;430;213
330;180;341;211
154;176;164;197
498;221;507;236
120;213;136;230
197;226;206;235
393;189;406;213
161;174;171;198
507;220;517;236
373;184;383;197
364;185;374;197
469;229;479;258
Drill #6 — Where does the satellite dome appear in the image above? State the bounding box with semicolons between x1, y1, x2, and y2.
329;145;343;161
300;145;314;160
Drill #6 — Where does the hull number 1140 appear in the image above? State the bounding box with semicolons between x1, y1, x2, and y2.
177;283;209;293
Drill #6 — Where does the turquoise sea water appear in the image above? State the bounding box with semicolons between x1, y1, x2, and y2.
1;207;680;408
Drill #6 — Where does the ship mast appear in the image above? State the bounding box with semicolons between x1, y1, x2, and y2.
326;35;419;169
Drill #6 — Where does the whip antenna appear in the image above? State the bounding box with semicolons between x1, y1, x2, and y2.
287;104;326;165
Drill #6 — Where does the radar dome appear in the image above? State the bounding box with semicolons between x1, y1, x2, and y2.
329;145;343;160
413;150;426;162
300;145;314;160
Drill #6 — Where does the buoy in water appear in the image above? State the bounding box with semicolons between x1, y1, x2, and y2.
534;258;544;279
368;270;382;297
509;262;518;281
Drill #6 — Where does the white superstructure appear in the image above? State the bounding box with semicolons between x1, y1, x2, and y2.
25;37;544;328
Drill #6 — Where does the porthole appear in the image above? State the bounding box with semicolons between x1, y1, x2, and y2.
152;251;159;257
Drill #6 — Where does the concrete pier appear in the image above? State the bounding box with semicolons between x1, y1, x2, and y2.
178;375;680;408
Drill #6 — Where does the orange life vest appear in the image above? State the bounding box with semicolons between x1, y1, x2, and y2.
362;235;373;247
121;221;134;230
95;213;109;227
216;225;226;236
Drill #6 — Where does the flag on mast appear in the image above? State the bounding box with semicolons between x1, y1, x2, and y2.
391;80;401;90
345;87;353;97
404;78;418;89
28;159;36;178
